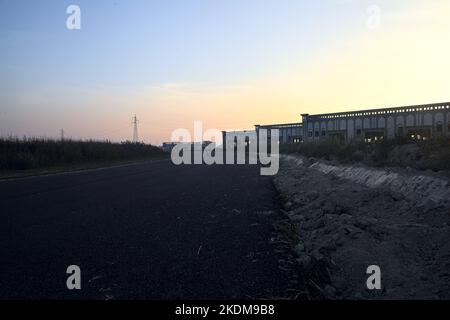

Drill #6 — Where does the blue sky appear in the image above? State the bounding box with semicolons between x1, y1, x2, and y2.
1;0;449;143
1;0;363;87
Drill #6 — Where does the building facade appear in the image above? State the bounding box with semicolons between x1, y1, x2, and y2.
301;102;450;142
162;142;178;153
221;102;450;146
254;123;303;144
221;130;257;149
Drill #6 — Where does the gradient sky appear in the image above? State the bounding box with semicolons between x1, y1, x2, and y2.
1;0;449;144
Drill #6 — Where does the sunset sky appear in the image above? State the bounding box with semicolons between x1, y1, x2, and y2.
1;0;449;144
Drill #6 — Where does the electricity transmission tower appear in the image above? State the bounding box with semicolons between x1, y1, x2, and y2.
132;115;139;143
61;128;65;141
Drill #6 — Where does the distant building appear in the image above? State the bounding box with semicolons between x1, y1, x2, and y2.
221;102;449;147
301;102;450;142
255;123;303;144
162;142;178;153
221;130;257;150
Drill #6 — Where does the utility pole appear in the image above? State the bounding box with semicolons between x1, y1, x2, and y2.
61;128;65;141
132;115;139;143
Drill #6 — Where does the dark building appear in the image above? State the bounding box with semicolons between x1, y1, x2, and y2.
254;123;303;144
301;102;450;142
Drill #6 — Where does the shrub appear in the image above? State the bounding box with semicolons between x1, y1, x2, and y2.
0;138;165;171
280;137;450;172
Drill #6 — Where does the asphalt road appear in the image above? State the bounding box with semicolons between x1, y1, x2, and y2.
0;160;296;299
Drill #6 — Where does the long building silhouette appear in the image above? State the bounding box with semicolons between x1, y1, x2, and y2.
254;102;450;143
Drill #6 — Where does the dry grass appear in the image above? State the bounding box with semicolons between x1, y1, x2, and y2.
0;137;166;174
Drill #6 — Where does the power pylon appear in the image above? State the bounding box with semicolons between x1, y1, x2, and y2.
61;128;65;141
132;115;139;143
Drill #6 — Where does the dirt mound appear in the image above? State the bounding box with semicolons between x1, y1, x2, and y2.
274;155;450;299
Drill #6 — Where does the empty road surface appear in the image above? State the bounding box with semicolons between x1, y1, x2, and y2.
0;160;297;299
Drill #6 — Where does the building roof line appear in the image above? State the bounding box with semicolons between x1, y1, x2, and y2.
255;122;302;128
301;102;450;118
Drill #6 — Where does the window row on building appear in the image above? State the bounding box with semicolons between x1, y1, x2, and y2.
251;102;450;144
302;102;450;142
